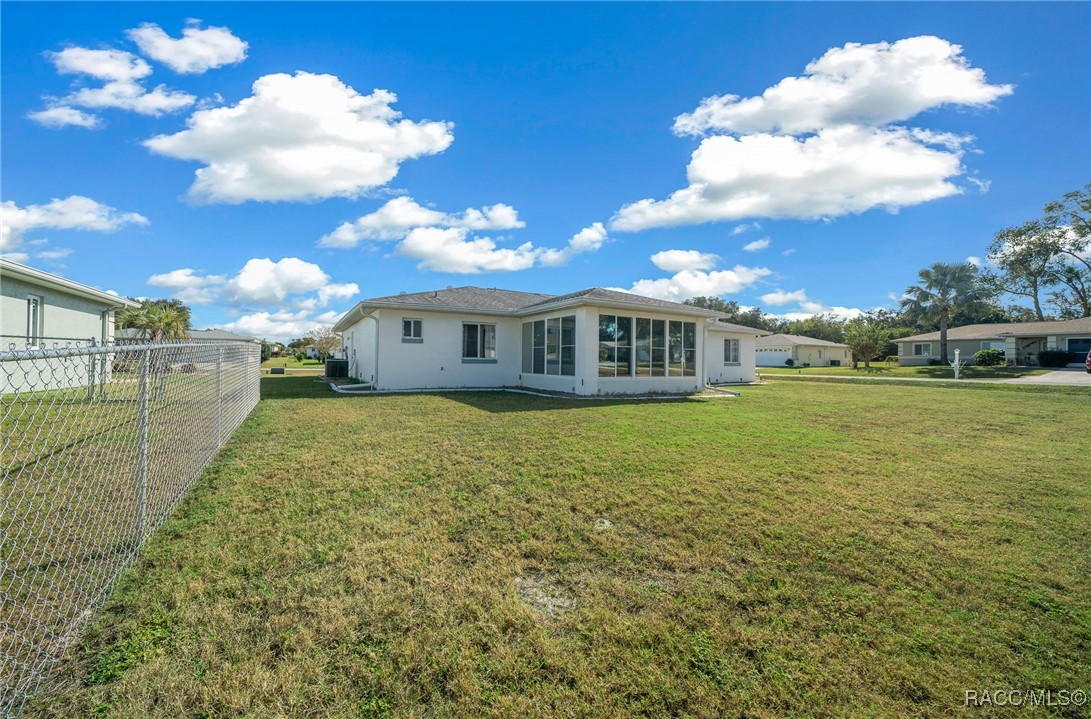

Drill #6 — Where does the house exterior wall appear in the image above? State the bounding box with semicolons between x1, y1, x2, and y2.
705;331;758;383
340;305;715;394
2;276;120;394
756;342;848;367
1;276;114;345
899;338;1014;365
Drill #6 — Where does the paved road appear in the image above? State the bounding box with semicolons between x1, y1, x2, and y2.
998;369;1091;386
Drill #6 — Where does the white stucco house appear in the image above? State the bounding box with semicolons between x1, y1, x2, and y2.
2;259;140;393
755;333;851;367
333;286;767;395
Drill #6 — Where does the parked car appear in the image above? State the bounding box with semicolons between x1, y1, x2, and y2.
1085;348;1091;373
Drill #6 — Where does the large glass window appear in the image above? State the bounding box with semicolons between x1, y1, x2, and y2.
598;314;616;377
636;318;651;377
523;315;575;376
651;319;666;377
462;323;496;359
561;315;576;376
546;318;561;374
602;314;695;378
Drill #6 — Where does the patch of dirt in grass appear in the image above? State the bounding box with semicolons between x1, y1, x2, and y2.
593;517;613;531
514;574;576;618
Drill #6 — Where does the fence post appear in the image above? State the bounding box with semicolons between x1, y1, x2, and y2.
216;346;224;447
135;347;150;546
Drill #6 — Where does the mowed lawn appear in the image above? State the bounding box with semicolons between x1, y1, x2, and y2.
759;364;1051;379
25;378;1091;718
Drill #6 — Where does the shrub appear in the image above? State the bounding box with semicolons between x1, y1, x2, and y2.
1038;350;1071;367
784;358;794;367
972;349;1006;366
295;352;306;363
927;358;944;366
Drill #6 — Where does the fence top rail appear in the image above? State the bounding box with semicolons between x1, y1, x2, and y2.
2;341;251;360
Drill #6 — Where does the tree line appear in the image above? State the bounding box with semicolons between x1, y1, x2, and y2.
686;184;1090;366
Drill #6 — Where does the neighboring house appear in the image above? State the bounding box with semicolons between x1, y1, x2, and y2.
334;286;768;394
304;344;321;359
1;258;140;393
896;318;1091;366
755;333;851;367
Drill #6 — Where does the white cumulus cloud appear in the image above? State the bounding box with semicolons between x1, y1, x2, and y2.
26;106;102;129
621;266;773;303
1;195;148;257
611;125;965;231
613;35;1011;233
146;258;359;310
396;228;541;274
538;223;608;267
127;21;248;74
649;249;720;272
320;196;524;247
39;46;195;118
144;72;455;203
673;36;1012;136
761;288;808;306
743;237;771;252
216;309;342;342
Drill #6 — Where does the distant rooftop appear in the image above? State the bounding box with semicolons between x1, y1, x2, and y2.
758;333;848;348
897;317;1091;343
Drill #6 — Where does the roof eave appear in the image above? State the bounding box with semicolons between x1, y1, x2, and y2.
2;260;141;309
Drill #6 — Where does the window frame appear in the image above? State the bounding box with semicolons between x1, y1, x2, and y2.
600;314;696;378
27;294;44;345
724;338;740;365
462;322;497;363
402;318;423;343
522;315;576;376
913;342;932;356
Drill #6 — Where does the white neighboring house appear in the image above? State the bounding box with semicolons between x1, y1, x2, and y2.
334;286;767;395
1;259;140;393
756;333;852;367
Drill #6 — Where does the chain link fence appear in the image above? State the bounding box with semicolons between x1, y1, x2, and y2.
1;340;261;717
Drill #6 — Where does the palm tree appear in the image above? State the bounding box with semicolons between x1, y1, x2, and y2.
119;304;190;341
900;262;983;363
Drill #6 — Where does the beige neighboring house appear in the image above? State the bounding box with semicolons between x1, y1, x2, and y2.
756;333;851;367
896;317;1091;366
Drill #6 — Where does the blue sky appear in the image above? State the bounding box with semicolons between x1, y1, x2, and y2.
3;2;1088;340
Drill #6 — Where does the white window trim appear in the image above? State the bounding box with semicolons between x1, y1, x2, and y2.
912;342;932;356
402;317;423;343
462;322;498;363
27;294;44;345
723;338;740;365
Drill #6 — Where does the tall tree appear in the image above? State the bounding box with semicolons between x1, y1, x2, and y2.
900;262;984;363
308;326;341;361
843;320;891;369
982;220;1055;320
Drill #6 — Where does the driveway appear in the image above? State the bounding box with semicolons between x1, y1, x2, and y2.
1000;369;1091;386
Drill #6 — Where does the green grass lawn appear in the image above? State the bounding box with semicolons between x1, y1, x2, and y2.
260;357;324;370
24;377;1090;718
759;363;1051;379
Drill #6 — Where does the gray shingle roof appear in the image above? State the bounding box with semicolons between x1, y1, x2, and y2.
709;320;771;335
363;286;555;312
519;288;721;316
355;286;722;317
757;333;848;348
896;317;1091;343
